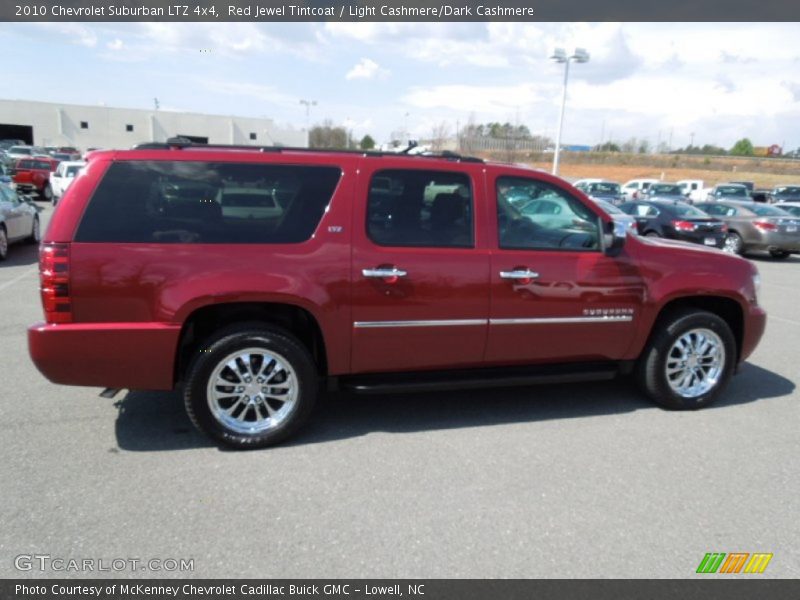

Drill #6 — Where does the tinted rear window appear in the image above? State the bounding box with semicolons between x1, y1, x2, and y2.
76;161;341;244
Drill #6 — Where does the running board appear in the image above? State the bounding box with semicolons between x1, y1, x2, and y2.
339;363;620;395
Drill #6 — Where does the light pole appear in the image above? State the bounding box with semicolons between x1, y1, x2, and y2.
551;47;589;176
299;99;317;146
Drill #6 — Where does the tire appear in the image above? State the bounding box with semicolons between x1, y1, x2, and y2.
25;216;40;244
41;183;53;202
645;231;660;238
636;309;736;410
723;232;744;255
0;226;7;261
769;249;790;259
183;323;319;449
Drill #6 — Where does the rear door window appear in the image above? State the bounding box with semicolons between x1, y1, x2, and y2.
366;169;473;248
75;161;341;244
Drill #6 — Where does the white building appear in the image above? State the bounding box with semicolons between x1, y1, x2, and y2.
0;99;306;150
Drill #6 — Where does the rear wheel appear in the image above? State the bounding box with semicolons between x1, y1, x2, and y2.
0;226;7;260
637;309;735;410
645;231;660;238
769;249;790;259
723;232;744;255
41;183;53;202
183;324;318;449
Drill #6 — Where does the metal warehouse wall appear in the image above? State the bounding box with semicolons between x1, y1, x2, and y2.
0;99;307;149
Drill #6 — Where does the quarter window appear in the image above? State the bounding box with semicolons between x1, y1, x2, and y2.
75;161;341;244
497;177;600;251
367;169;473;248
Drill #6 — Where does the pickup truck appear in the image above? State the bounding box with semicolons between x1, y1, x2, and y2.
11;157;59;201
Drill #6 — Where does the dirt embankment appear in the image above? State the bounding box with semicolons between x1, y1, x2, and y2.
480;151;800;188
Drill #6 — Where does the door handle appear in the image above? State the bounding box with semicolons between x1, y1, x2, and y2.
499;269;539;280
362;267;407;283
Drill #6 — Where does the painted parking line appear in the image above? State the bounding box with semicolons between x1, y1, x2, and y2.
0;268;36;292
768;315;800;327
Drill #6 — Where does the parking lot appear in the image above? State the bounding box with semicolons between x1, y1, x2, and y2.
1;203;798;579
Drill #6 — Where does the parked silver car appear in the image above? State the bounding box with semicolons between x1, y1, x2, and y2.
695;201;800;259
0;183;40;260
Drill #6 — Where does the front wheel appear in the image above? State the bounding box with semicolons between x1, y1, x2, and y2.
644;231;661;238
183;324;318;449
0;227;7;260
636;309;736;410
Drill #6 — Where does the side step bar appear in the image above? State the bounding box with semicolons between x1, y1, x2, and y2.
339;363;620;395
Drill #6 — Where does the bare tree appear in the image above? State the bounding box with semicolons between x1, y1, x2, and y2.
430;121;451;152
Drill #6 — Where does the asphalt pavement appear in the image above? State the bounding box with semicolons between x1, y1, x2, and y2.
1;204;798;578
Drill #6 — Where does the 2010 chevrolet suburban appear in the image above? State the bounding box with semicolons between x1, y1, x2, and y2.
28;142;767;448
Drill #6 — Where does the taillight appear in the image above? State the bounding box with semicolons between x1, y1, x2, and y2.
39;243;71;323
672;220;697;232
753;219;778;232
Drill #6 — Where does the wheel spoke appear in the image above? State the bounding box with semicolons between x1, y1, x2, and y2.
206;347;298;435
665;328;725;399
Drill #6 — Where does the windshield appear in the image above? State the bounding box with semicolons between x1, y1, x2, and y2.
717;186;748;196
671;203;708;218
65;166;82;177
650;184;681;195
750;204;791;217
774;186;800;195
587;182;620;194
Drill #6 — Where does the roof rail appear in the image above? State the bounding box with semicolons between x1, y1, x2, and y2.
131;139;484;163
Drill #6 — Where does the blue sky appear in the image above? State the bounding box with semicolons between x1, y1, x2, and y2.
3;22;800;151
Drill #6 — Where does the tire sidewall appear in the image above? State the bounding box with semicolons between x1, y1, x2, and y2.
641;311;736;409
0;227;7;260
184;326;318;449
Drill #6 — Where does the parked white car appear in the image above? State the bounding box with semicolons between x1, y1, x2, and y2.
50;161;85;205
622;178;660;200
677;179;705;203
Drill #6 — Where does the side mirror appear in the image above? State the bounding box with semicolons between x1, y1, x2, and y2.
603;219;627;256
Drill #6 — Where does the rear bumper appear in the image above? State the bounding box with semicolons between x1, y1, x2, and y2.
28;322;181;390
746;231;800;252
740;305;767;364
674;231;726;248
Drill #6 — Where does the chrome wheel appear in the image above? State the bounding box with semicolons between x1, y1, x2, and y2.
206;347;298;435
723;233;742;254
665;328;725;399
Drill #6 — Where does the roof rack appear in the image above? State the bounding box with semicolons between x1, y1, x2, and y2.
131;138;484;163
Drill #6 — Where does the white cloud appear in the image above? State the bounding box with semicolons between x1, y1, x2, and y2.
345;58;388;81
404;83;545;114
34;23;98;47
106;39;124;51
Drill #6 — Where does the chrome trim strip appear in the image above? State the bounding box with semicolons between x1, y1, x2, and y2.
489;316;633;325
354;319;486;329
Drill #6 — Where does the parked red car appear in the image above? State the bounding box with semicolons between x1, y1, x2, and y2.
11;156;59;201
28;142;766;448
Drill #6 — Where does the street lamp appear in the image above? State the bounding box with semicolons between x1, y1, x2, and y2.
299;99;317;146
551;47;590;176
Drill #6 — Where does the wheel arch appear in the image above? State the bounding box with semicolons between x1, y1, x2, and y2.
645;295;744;362
174;301;329;386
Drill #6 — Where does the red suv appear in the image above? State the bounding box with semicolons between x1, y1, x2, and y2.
28;142;767;448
